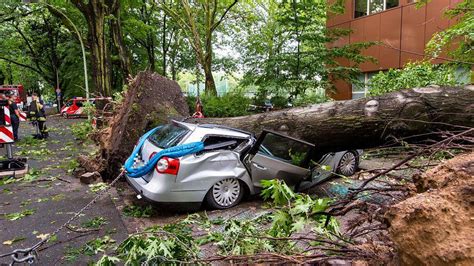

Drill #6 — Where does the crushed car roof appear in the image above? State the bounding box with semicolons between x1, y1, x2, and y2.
173;120;253;139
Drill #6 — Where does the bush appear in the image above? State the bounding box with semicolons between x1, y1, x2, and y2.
292;90;330;107
369;62;459;96
186;91;250;118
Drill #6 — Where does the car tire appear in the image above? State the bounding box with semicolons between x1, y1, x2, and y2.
205;178;244;209
336;151;358;176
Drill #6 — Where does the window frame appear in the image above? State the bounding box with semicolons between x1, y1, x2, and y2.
249;130;315;168
354;0;399;18
352;72;377;99
201;134;249;152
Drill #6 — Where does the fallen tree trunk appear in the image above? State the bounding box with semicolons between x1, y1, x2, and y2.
189;85;474;153
88;76;473;178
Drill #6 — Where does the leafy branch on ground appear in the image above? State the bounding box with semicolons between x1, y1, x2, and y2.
122;204;155;218
82;216;108;229
4;209;36;221
95;180;346;265
70;121;94;141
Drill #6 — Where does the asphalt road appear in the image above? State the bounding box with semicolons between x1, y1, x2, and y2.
0;116;128;265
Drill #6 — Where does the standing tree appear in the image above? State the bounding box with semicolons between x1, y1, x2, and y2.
71;0;130;97
160;0;239;95
235;0;372;103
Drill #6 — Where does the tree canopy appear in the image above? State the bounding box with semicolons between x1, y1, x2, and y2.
0;0;470;101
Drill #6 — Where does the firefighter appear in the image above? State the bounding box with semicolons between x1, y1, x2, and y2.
7;95;20;141
28;93;48;139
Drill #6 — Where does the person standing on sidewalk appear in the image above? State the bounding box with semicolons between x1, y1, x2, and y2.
8;94;21;141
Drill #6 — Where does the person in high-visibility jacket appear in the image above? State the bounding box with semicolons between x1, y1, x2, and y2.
28;93;48;139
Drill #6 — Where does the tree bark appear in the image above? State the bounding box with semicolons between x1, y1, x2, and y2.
73;0;113;97
110;0;132;78
188;85;474;153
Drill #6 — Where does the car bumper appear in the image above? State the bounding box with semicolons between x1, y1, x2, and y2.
125;173;207;203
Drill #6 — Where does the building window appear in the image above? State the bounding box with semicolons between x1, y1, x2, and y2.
351;72;376;99
354;0;399;18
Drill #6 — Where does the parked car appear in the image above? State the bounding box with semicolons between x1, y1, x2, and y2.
61;97;112;118
126;121;362;209
60;97;87;118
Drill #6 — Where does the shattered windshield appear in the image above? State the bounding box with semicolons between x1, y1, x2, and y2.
148;124;189;149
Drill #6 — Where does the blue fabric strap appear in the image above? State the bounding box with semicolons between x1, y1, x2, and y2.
124;126;204;178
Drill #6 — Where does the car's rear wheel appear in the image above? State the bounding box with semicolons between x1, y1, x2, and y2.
337;151;358;176
206;178;244;209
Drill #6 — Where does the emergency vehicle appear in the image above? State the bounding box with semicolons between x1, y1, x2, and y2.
61;97;112;118
0;85;28;121
60;97;89;118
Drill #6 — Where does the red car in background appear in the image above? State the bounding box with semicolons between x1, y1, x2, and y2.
61;97;112;118
60;97;89;118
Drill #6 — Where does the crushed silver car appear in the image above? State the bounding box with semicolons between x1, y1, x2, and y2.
126;120;362;209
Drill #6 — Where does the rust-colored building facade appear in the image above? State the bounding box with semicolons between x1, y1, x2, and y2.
328;0;463;100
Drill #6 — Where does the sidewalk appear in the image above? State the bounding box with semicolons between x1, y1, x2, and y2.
0;117;128;265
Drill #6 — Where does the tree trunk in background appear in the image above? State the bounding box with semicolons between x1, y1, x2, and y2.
188;86;474;153
73;0;113;97
203;62;216;95
110;0;132;78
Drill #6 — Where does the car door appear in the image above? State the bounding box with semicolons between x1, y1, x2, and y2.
246;130;314;188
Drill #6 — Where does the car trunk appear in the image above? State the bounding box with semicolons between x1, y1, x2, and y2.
138;122;192;182
139;140;162;182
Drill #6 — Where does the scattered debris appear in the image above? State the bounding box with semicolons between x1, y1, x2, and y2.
4;209;36;221
122;204;154;218
80;172;101;184
3;236;26;246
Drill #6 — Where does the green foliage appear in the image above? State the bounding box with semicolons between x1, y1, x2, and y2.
116;222;199;264
424;0;474;65
70;121;93;141
261;179;337;238
65;236;117;262
122;205;154;218
83;236;116;256
22;168;42;182
236;0;372;99
89;182;108;193
102;180;339;264
82;101;96;119
5;209;35;221
203;219;274;255
95;255;121;266
198;91;251;117
369;62;459;96
64;158;79;174
292;90;331;107
82;216;108;229
16;136;47;148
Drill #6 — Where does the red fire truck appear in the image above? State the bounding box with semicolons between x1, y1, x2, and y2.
0;85;28;121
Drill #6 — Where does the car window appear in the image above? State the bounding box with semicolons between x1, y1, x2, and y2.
258;133;311;167
148;124;189;149
76;101;84;107
203;136;245;151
